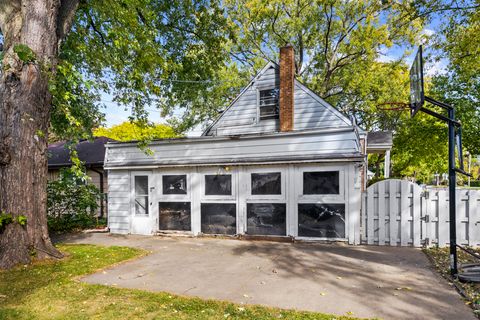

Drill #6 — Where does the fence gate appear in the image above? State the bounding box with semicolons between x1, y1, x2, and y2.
362;179;480;247
362;179;422;246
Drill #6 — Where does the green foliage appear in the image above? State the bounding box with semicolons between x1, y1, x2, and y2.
49;60;105;142
224;0;423;130
13;44;36;63
0;212;27;232
47;168;100;233
56;0;240;138
93;121;178;142
0;212;13;231
16;216;27;227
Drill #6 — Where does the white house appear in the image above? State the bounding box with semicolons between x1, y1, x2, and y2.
104;46;367;244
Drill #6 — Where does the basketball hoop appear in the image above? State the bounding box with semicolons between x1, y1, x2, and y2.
376;102;410;111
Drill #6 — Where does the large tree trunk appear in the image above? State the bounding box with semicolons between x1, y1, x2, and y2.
0;0;78;269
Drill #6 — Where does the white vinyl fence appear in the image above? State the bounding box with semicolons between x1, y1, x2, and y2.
362;179;480;247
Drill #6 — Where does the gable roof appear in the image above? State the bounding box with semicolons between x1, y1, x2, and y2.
48;136;114;168
203;62;352;136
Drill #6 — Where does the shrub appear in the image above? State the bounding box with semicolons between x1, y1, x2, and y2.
47;168;100;233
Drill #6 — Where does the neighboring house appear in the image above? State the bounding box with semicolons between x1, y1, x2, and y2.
366;131;393;178
48;136;113;217
105;46;367;244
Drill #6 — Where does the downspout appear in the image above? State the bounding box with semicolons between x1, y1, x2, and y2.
90;167;104;218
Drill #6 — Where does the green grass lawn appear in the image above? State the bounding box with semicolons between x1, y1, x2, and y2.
0;244;363;320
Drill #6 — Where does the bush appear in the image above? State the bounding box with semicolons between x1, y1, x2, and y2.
469;180;480;188
47;168;100;233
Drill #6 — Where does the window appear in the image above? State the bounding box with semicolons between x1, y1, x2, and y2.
247;203;286;236
298;203;345;238
251;172;281;195
163;175;187;194
134;176;149;215
205;175;232;196
303;171;340;195
201;203;236;235
259;88;279;120
159;202;191;231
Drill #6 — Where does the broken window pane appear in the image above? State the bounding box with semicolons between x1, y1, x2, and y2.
135;196;148;215
247;203;286;236
205;175;232;196
159;202;191;231
303;171;339;195
201;203;236;235
251;172;281;195
298;203;345;238
163;175;187;194
259;88;279;120
135;176;148;195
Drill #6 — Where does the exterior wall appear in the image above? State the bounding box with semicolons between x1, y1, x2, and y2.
107;170;131;233
48;168;108;217
205;63;351;136
108;162;363;243
105;129;361;168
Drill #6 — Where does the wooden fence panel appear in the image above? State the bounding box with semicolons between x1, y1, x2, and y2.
362;180;480;247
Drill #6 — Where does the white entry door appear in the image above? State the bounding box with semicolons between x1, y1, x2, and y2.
131;172;153;235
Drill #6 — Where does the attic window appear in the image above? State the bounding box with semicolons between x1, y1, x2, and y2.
259;88;279;120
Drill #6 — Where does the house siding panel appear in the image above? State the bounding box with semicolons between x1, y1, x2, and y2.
105;130;361;168
205;63;350;136
107;170;130;233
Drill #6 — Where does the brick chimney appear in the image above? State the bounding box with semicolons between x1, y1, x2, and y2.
279;45;295;132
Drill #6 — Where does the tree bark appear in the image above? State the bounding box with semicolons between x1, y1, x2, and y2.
0;0;78;269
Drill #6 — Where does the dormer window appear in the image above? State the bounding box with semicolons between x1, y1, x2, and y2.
259;88;279;120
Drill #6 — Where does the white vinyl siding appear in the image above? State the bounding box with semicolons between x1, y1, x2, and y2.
205;63;351;136
107;170;130;234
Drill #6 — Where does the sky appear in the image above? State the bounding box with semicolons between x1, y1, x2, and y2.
100;14;446;136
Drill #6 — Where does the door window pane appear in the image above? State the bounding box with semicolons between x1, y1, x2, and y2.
251;172;281;195
205;175;232;196
163;175;187;194
201;203;236;235
134;176;148;215
247;203;286;236
135;176;148;195
303;171;339;195
159;202;191;230
298;203;345;238
135;197;149;215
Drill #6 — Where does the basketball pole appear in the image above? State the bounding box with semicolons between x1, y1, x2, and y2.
448;106;458;276
422;96;462;276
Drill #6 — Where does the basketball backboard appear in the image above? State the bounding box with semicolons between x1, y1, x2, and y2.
410;46;424;117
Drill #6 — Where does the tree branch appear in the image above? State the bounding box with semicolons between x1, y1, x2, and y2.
56;0;79;46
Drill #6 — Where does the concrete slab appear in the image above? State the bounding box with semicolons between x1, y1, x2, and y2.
58;233;475;320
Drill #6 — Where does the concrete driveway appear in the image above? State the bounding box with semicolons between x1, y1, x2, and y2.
59;233;474;320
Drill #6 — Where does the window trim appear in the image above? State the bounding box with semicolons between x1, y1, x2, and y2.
158;171;191;201
246;167;286;201
257;87;280;122
130;171;152;220
199;168;237;201
296;166;345;202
